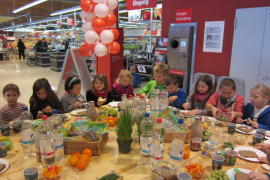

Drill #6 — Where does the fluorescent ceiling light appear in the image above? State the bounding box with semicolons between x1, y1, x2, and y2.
51;6;81;16
13;0;48;13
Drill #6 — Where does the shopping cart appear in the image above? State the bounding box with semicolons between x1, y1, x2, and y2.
26;49;36;66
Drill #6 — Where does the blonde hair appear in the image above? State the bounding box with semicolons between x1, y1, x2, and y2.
153;64;168;76
252;84;270;105
116;69;133;86
91;74;109;92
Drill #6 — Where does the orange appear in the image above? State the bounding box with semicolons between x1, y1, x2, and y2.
183;150;190;159
72;152;81;159
80;154;90;163
82;148;92;158
184;145;189;151
107;116;115;121
76;159;88;171
107;120;115;127
69;156;79;167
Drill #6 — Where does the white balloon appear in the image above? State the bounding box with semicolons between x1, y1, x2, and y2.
100;30;114;44
94;3;109;18
80;11;96;21
103;0;118;10
82;21;93;32
94;43;107;57
85;30;99;44
92;0;103;3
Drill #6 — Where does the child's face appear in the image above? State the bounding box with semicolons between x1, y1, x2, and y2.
120;76;131;87
197;81;209;94
220;86;235;100
69;83;81;96
250;89;268;108
4;90;19;106
95;79;104;91
36;88;47;101
166;84;179;94
154;73;166;85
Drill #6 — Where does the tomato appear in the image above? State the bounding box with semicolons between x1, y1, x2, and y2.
183;150;190;159
80;154;90;163
82;148;92;158
69;156;79;167
76;159;88;171
72;152;81;159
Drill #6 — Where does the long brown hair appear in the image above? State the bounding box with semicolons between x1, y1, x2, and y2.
91;74;109;92
190;75;214;108
29;78;56;110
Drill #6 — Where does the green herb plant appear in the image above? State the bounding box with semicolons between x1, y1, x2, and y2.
116;109;135;143
134;113;145;138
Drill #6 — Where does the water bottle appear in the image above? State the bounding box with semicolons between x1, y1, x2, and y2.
151;85;160;116
35;125;41;162
134;93;140;107
140;95;147;109
39;115;55;168
159;86;169;110
121;94;127;111
169;119;186;170
140;113;154;165
151;118;166;165
50;110;64;161
20;107;35;156
127;95;134;110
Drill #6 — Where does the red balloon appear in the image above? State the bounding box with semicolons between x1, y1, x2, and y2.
107;28;119;40
102;13;117;26
79;44;95;57
92;18;106;32
80;0;96;12
107;41;120;54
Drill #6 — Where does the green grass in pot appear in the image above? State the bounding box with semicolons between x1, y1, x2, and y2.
135;113;145;138
116;109;135;143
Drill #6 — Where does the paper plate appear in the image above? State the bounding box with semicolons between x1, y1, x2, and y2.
179;110;194;118
70;109;87;116
0;159;9;174
234;146;266;162
226;168;251;180
108;101;121;108
235;124;256;134
203;116;221;124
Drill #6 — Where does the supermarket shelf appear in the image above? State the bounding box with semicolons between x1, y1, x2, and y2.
124;35;161;37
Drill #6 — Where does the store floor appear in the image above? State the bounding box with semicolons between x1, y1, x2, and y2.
0;57;148;108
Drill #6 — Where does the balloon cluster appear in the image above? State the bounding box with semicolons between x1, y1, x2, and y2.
79;0;120;57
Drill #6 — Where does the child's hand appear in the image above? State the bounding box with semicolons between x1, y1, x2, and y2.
228;111;237;123
141;93;146;98
186;109;198;116
37;111;43;118
168;96;178;103
182;102;190;110
73;102;82;108
211;106;220;119
235;117;243;124
43;106;52;113
248;171;269;180
97;98;107;106
251;119;259;128
255;143;270;151
257;157;270;164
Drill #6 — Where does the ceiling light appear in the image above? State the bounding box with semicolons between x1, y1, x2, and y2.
51;6;81;16
13;0;48;13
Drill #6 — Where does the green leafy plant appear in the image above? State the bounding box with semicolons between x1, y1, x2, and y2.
116;109;135;143
134;113;145;138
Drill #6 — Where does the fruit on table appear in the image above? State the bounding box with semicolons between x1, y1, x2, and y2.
43;165;62;180
80;154;90;163
205;169;229;180
82;148;92;158
69;149;92;170
0;136;11;143
183;150;190;159
184;144;189;150
76;159;88;171
185;163;205;178
69;156;79;167
107;120;115;127
3;141;12;150
72;152;82;158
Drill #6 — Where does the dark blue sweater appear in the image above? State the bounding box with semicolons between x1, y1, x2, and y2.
242;103;270;130
168;88;187;109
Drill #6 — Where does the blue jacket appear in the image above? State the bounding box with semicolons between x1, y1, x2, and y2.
242;103;270;130
168;88;187;109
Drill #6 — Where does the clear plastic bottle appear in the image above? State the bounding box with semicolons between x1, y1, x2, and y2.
39;115;55;168
121;94;127;111
151;118;166;165
140;113;154;165
35;125;42;162
87;101;97;121
20;107;35;156
134;93;140;107
127;95;134;110
140;95;147;109
159;86;169;110
151;85;160;116
169;119;186;170
50;110;64;161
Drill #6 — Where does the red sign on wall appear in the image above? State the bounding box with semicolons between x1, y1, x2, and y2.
176;8;192;23
126;0;157;10
169;69;185;76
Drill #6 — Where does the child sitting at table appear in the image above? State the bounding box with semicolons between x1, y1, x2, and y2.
183;75;214;116
111;69;134;101
236;84;270;130
205;78;244;122
61;76;87;113
139;64;168;99
30;78;63;119
0;84;27;124
86;74;112;107
165;74;187;109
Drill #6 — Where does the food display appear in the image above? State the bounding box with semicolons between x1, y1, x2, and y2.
205;169;229;180
185;163;205;179
238;151;258;158
216;112;231;122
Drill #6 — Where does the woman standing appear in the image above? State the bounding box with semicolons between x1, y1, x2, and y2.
17;39;25;59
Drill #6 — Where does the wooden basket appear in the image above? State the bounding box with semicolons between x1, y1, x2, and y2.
163;123;190;144
64;132;109;156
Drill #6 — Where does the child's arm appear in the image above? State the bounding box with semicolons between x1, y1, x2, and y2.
61;96;70;113
104;92;113;105
171;90;187;109
205;92;221;118
111;87;122;101
228;94;244;122
139;82;151;97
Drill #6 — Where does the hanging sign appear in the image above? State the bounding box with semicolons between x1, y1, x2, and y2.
126;0;157;10
175;9;192;23
137;66;146;73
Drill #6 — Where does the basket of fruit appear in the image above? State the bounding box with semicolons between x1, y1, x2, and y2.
216;112;231;122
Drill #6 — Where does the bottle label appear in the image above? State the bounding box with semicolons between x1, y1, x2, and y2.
170;149;184;162
54;138;63;149
140;142;151;155
40;144;55;158
22;131;35;145
190;137;202;151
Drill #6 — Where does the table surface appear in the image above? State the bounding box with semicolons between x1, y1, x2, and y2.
0;107;269;180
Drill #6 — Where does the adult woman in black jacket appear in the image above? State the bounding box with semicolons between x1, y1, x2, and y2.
17;39;25;59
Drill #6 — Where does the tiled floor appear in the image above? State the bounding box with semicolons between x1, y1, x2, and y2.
0;55;149;108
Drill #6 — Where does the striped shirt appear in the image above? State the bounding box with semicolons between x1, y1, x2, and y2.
0;102;27;123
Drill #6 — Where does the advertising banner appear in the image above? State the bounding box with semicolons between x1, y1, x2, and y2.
126;0;157;10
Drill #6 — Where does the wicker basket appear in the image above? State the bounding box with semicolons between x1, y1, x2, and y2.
64;132;109;156
163;123;190;144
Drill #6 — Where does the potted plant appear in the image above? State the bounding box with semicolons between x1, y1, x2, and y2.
116;109;134;154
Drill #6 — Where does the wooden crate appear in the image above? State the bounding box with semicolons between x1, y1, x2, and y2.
163;123;190;144
64;132;109;156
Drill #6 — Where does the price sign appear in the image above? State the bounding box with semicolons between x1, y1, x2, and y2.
137;66;146;73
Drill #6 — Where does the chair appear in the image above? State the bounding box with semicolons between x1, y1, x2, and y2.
215;76;245;98
190;72;215;94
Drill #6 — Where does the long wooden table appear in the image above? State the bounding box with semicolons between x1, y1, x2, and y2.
0;108;269;179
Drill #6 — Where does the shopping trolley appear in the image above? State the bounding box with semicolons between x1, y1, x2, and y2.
26;49;36;66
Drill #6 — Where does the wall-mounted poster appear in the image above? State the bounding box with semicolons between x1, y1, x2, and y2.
128;10;141;22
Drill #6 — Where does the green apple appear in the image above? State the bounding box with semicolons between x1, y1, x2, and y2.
3;141;12;150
